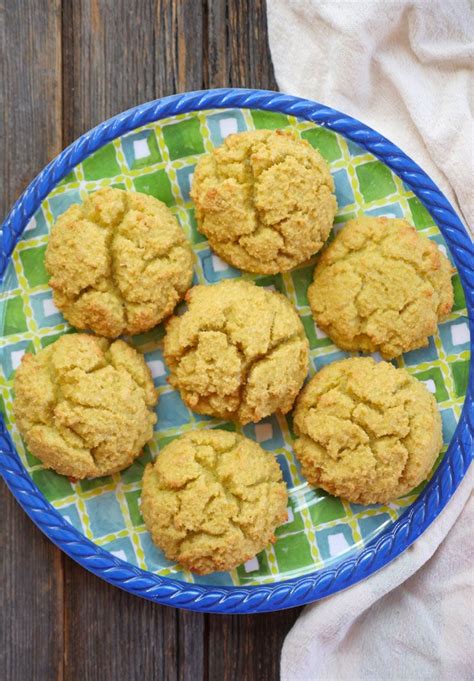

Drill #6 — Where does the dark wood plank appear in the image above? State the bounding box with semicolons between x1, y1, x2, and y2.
155;0;205;96
61;4;206;681
61;0;158;144
225;0;278;89
178;610;206;681
204;4;293;680
62;0;205;143
63;562;207;681
0;484;65;681
0;2;64;681
152;6;210;679
63;557;181;681
0;0;63;214
207;610;302;681
205;0;278;90
204;0;228;88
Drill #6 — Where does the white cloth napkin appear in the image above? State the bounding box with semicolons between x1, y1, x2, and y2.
266;1;474;678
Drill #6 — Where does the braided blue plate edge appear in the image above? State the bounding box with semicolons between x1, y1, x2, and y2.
0;88;472;614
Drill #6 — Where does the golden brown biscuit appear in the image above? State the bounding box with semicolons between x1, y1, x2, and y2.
163;279;309;424
293;357;442;504
309;216;453;359
45;188;194;337
191;129;337;274
13;334;158;479
141;429;288;574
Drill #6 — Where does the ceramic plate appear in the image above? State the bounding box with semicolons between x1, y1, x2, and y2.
0;89;472;613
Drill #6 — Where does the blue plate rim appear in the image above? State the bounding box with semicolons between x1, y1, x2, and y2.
0;88;472;614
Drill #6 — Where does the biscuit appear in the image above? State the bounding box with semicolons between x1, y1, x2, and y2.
45;188;194;337
163;279;309;424
13;334;158;479
191;129;337;274
293;357;442;504
309;216;453;359
141;429;288;574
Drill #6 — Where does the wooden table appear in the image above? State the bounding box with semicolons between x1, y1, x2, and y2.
1;2;302;679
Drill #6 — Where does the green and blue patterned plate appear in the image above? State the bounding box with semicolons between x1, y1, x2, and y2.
0;91;471;611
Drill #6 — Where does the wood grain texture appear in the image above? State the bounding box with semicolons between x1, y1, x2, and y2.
63;557;181;681
226;0;278;89
205;0;278;89
0;0;63;210
207;611;301;681
62;0;158;143
0;2;64;681
1;2;298;680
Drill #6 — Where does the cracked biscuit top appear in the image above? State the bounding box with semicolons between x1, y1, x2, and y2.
45;188;194;337
13;334;158;479
309;216;453;359
190;129;337;274
163;279;309;424
293;357;442;504
141;429;288;574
